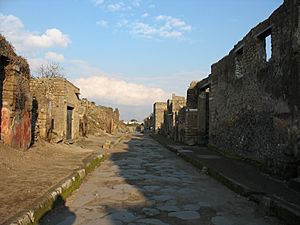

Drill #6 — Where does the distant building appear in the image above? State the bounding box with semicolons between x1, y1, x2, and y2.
164;94;186;139
144;114;154;132
153;102;167;133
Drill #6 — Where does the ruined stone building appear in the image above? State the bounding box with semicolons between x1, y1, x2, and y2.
0;34;126;150
183;81;202;146
151;0;299;179
163;94;186;139
29;78;124;143
30;77;82;143
143;113;154;132
0;35;32;150
175;106;186;143
209;0;300;178
176;79;210;146
153;102;167;133
80;99;121;135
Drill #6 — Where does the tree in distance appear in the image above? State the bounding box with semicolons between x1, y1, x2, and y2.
37;62;64;78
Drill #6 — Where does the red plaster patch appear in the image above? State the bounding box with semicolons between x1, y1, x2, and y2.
12;111;31;150
1;108;11;145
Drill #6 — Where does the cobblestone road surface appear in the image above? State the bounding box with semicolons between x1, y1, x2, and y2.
40;135;283;225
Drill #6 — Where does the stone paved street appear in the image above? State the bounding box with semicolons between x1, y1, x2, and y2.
40;135;283;225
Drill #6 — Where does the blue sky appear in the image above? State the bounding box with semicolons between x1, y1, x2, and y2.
1;0;283;120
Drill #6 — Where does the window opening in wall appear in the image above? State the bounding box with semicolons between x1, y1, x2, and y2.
235;46;244;78
257;27;272;62
265;35;272;61
51;119;55;130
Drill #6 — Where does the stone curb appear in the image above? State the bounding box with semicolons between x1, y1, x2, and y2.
3;153;105;225
4;136;126;225
151;135;300;225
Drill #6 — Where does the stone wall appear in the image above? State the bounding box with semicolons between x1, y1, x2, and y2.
144;114;154;132
30;78;81;143
183;82;200;145
197;78;210;145
209;0;300;178
182;80;210;146
175;107;186;143
0;35;32;150
164;94;186;139
153;102;167;133
30;79;54;142
81;99;121;135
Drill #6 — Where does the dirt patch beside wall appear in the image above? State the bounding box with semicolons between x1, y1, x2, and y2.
0;134;126;223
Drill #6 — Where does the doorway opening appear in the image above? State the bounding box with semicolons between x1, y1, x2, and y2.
66;106;73;141
198;86;210;145
31;97;38;145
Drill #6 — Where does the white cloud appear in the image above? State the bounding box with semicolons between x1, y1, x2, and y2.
93;0;105;6
26;29;70;48
131;15;192;39
28;58;48;74
0;14;71;53
136;70;208;95
141;12;149;18
131;0;142;7
74;75;169;106
156;15;192;31
27;52;65;75
131;22;156;37
117;19;129;27
65;59;103;78
108;2;127;12
96;20;108;27
45;51;65;62
94;0;142;12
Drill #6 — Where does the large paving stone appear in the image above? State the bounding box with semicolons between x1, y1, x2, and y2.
97;187;118;198
113;183;137;192
143;185;160;192
142;207;161;217
109;210;137;223
168;211;200;220
198;202;212;208
152;195;174;202
157;205;180;212
136;218;170;225
109;192;129;201
211;216;233;225
183;204;201;211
